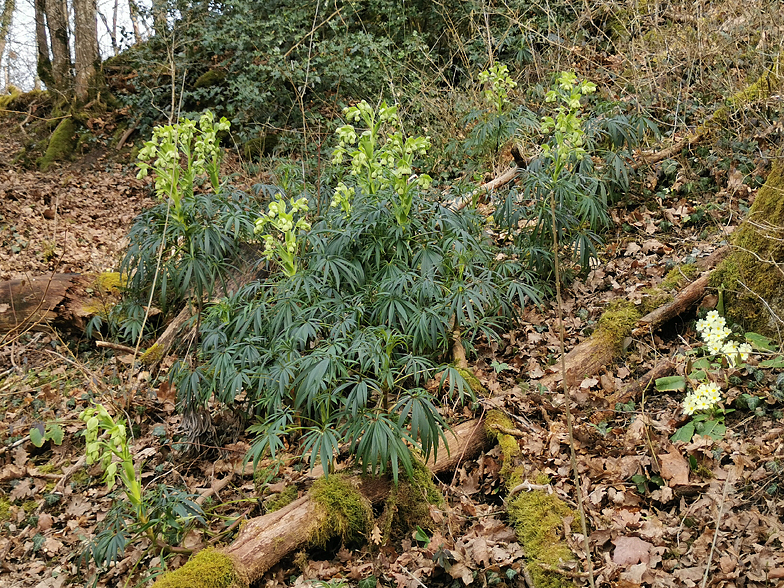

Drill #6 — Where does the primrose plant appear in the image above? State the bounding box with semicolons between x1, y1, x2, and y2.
332;100;432;226
665;310;770;443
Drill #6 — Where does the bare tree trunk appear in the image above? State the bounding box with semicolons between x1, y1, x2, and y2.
44;0;72;92
151;0;167;36
73;0;99;102
34;0;54;89
127;0;141;42
0;0;14;91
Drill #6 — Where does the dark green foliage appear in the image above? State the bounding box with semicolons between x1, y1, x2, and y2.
88;485;204;568
173;180;541;482
90;186;262;342
112;0;585;143
494;100;658;279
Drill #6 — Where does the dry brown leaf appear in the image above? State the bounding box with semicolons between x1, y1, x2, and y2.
448;562;474;585
0;464;26;482
612;535;653;566
659;450;690;486
10;478;34;500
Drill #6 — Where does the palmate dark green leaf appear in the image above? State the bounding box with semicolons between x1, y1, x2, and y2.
89;505;131;568
438;366;476;404
246;407;293;468
301;424;342;475
348;411;414;484
408;306;449;354
394;389;449;463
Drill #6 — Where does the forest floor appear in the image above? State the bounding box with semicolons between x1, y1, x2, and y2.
0;105;783;588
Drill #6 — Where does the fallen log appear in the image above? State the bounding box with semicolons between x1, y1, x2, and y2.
0;273;113;336
444;165;521;211
539;247;728;392
638;51;781;168
152;418;490;588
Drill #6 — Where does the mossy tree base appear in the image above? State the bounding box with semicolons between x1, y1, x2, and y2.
711;162;784;338
38;117;77;171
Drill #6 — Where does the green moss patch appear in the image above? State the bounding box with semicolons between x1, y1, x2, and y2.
140;343;164;366
194;69;227;88
661;263;700;291
264;485;298;513
0;498;11;521
310;475;373;547
507;490;577;588
595;300;641;349
456;367;487;396
485;410;523;486
152;548;245;588
387;459;444;534
38;117;77;171
711;162;784;336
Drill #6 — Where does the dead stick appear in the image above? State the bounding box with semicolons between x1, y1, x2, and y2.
96;341;139;354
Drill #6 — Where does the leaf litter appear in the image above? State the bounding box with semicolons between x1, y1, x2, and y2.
1;115;783;588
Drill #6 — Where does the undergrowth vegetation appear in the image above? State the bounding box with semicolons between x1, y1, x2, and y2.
105;69;658;481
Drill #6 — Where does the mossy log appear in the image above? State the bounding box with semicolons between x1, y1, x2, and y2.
540;247;727;392
152;419;491;588
485;410;579;588
710;162;784;337
0;273;119;334
641;51;781;166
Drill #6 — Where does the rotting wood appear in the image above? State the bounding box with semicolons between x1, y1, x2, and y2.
0;273;95;335
152;418;490;587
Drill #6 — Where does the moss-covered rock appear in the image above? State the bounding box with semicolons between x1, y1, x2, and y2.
151;548;246;588
194;69;227;88
485;410;523;487
38;117;77;171
309;475;373;547
710;162;784;337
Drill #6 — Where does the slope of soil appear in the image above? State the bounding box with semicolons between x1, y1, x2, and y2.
1;86;783;588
